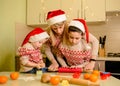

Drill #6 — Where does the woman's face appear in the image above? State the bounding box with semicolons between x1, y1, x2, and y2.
51;22;65;36
68;31;82;45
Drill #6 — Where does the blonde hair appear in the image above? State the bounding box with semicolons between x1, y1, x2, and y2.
46;21;68;46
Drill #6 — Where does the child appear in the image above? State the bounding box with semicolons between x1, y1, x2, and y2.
17;28;49;74
57;19;99;71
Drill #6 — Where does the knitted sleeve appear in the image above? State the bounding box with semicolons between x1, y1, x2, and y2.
83;33;99;56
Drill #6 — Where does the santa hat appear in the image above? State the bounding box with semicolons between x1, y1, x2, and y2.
69;19;89;43
46;9;67;25
22;27;49;46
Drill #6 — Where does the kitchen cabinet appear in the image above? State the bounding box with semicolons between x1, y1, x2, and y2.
61;0;82;21
27;0;61;26
95;57;120;74
105;61;120;79
106;0;120;12
82;0;106;22
27;0;81;26
27;0;106;26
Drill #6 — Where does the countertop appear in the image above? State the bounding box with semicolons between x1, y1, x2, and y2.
0;72;120;86
96;57;120;61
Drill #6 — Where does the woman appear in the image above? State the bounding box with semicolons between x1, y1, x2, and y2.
44;9;99;71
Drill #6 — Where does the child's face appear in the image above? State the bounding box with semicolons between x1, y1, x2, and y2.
32;38;48;49
68;31;82;45
51;22;65;36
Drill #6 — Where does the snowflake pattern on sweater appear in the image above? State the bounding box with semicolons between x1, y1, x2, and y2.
58;42;92;66
18;47;42;63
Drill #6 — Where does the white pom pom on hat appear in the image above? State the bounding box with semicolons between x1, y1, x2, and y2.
22;27;49;46
69;19;89;43
46;9;67;25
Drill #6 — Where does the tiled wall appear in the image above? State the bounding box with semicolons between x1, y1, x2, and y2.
88;14;120;55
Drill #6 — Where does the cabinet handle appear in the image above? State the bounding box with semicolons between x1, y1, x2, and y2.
39;13;41;23
77;10;79;18
84;9;86;20
81;0;83;19
44;13;47;23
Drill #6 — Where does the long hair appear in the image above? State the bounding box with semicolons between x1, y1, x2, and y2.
46;21;68;46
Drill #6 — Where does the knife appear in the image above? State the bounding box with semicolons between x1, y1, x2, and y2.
102;35;106;48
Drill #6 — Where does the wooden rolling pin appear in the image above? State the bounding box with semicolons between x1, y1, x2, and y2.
41;73;100;86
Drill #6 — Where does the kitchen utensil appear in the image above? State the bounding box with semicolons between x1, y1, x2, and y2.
41;73;100;86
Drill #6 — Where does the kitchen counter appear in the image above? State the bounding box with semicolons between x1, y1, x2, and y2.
0;72;120;86
96;57;120;61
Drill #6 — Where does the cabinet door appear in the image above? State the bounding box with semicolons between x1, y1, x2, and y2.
27;0;41;25
61;0;82;21
83;0;106;22
27;0;60;26
39;0;61;24
106;0;120;12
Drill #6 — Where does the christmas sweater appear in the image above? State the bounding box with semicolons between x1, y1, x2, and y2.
58;40;92;67
18;43;43;72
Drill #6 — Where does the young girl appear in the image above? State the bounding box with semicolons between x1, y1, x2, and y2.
17;28;49;74
57;19;99;71
45;9;99;71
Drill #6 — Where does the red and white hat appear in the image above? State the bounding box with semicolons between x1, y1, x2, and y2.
46;9;67;25
69;19;89;43
22;27;49;46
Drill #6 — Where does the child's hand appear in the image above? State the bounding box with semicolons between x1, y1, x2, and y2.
36;64;41;69
36;63;45;69
39;62;45;68
48;63;59;71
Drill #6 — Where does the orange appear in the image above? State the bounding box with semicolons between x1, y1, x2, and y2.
89;74;98;82
83;73;91;80
0;76;8;84
50;75;60;85
92;70;100;76
10;72;19;80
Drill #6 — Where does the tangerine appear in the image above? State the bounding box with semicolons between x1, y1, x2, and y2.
0;76;8;84
83;73;91;80
10;72;19;80
92;70;100;76
89;74;98;82
50;75;60;85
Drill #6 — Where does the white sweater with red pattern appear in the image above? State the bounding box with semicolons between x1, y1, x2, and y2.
18;43;43;72
58;40;92;67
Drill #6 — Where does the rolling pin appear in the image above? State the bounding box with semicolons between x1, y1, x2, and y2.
41;73;100;86
60;76;99;86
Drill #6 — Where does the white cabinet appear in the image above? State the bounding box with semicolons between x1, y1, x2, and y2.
82;0;106;22
27;0;81;26
27;0;60;26
106;0;120;12
61;0;82;21
27;0;106;26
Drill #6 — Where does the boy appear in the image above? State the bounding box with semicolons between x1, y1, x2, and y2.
18;28;49;74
